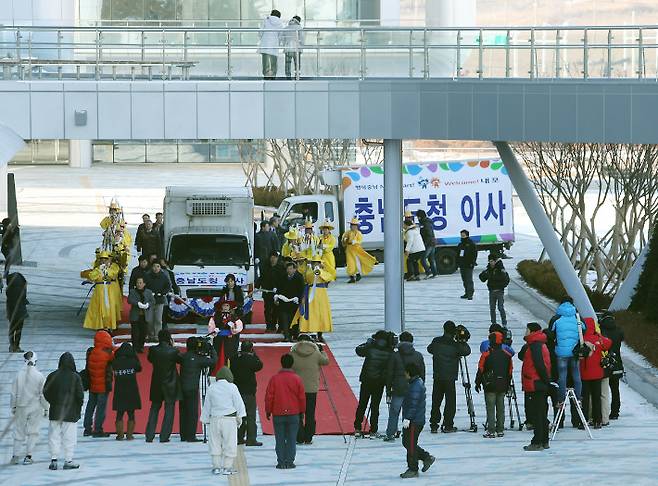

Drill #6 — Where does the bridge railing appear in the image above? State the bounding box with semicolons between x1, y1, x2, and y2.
0;25;656;80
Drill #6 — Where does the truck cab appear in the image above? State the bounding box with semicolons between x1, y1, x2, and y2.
163;187;255;304
276;194;341;241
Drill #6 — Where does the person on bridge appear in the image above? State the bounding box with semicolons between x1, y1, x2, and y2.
258;10;285;80
342;216;377;284
456;229;477;300
478;253;510;328
294;253;333;342
319;219;337;281
81;251;121;330
282;15;304;79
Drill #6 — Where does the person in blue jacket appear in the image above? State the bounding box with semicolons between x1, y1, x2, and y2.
479;323;515;356
399;363;435;479
548;296;586;404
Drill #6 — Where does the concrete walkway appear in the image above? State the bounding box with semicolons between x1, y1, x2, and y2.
1;165;657;485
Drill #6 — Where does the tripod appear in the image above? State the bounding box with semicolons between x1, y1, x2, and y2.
506;377;523;431
200;366;210;444
551;388;592;440
459;357;478;432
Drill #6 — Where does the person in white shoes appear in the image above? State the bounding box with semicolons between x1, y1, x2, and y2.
9;351;49;466
43;352;84;471
200;366;246;476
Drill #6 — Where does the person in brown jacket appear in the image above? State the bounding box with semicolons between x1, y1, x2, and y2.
290;334;329;444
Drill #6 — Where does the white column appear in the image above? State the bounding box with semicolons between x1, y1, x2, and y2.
494;141;596;320
384;139;404;333
0;124;25;217
69;140;93;168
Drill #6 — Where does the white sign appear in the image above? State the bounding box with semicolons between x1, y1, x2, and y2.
341;160;515;245
175;271;248;287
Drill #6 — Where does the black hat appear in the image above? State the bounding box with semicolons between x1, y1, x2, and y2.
526;322;542;333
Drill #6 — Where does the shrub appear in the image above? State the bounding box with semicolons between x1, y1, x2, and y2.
252;186;290;209
614;311;658;368
630;224;658;314
516;259;612;311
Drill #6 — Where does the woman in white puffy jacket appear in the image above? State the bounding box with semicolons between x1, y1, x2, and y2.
258;10;285;79
9;351;49;465
404;220;426;282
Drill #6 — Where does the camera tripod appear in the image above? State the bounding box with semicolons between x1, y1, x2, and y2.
459;356;478;432
506;377;523;431
551;388;593;440
200;366;210;444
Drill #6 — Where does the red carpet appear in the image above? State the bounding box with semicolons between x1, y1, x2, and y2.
255;345;357;435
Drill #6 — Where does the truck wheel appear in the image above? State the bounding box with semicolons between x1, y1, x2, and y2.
435;248;458;275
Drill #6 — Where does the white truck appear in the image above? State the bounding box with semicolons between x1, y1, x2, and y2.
275;159;515;274
163;186;255;310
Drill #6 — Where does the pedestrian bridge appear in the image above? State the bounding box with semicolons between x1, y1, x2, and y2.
1;24;658;143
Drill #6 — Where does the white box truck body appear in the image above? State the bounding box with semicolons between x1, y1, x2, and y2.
276;159;514;273
163;186;254;300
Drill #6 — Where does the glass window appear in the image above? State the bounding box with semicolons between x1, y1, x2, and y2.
179;0;209;22
178;142;210;162
336;0;357;21
145;0;179;21
324;201;334;221
284;202;318;228
211;141;243;162
146;142;178;163
169;234;250;266
114;141;146;163
106;0;145;20
305;0;335;22
93;142;114;163
209;0;241;22
241;0;273;24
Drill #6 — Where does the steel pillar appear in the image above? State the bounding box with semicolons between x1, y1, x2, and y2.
383;139;404;333
494;141;596;320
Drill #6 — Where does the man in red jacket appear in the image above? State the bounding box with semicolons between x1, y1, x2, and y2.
519;322;552;451
265;353;306;469
83;330;114;437
580;318;612;429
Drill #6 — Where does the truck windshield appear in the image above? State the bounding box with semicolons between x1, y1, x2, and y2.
169;234;249;267
276;200;290;218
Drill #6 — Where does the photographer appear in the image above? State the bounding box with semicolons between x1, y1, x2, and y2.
291;334;329;445
353;330;395;438
427;321;471;433
180;337;217;442
230;341;264;446
600;313;624;420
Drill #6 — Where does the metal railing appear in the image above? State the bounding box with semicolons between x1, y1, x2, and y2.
0;25;657;81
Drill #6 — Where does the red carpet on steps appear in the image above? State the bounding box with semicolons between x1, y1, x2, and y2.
255;345;357;435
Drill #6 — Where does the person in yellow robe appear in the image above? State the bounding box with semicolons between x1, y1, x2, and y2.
281;226;301;261
81;251;122;330
295;253;332;341
319;219;337;281
300;219;320;260
341;216;377;283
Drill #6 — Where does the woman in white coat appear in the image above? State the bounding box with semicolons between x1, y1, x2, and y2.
404;219;426;281
258;10;285;79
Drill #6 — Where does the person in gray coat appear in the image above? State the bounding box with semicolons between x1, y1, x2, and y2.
127;276;155;352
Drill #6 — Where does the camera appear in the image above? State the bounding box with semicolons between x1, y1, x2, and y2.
504;328;513;346
193;336;214;355
455;324;471;343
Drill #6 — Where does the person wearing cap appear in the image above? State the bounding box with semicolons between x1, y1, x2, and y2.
281;227;301;262
294;253;333;342
81;250;121;330
479;253;510;328
9;351;49;466
200;367;246;476
275;261;305;341
257;250;285;331
475;331;513;438
230;341;264;446
300;219;320;259
341;217;377;283
319;219;337;281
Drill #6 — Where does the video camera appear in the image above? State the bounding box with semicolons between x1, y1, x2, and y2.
504;328;513;347
193;336;214;356
369;330;399;349
455;324;471;343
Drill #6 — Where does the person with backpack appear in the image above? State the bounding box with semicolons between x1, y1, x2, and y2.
384;331;426;441
580;319;612;429
83;330;114;438
479;253;510;327
519;323;552;451
111;342;142;440
599;313;624;420
353;330;395;438
475;331;513;438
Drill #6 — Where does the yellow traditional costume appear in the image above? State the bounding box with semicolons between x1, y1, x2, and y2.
295;254;333;334
341;216;377;281
319;219;337;281
81;251;122;330
300;219;320;260
281;227;301;260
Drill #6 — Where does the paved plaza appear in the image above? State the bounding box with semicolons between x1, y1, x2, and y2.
0;165;657;485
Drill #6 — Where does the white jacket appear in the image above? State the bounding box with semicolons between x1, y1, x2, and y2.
200;379;246;424
258;16;285;56
282;19;305;53
11;364;48;412
404;226;426;254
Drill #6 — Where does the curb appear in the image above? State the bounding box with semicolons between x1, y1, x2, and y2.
508;276;658;410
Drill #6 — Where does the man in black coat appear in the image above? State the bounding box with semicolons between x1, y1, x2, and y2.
43;352;84;470
145;262;172;336
353;330;394;438
6;272;28;353
128;256;150;290
427;321;471;433
257;251;285;330
479;253;510;327
600;313;624;420
275;261;305;341
456;229;477;300
230;341;264;446
135;214;151;253
254;221;279;279
384;331;426;441
145;330;182;443
179;337;217;442
140;220;162;260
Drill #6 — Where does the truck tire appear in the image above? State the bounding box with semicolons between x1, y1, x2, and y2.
435;248;458;275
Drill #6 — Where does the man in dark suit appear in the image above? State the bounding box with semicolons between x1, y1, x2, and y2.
275;261;305;341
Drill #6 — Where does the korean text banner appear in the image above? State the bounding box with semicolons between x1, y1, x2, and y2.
341;160;515;245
